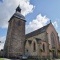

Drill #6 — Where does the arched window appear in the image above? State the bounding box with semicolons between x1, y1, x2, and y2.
43;44;45;52
33;42;36;52
51;32;55;48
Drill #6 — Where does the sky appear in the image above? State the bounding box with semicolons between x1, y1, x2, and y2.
0;0;60;50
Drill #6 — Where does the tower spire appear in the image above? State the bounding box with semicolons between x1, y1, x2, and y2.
16;5;21;12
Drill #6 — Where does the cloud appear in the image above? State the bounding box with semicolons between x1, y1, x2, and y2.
0;0;34;28
52;21;58;28
26;14;50;34
20;0;35;16
0;36;6;50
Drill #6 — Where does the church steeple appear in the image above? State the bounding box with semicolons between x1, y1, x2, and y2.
4;5;26;58
9;5;25;22
16;5;21;12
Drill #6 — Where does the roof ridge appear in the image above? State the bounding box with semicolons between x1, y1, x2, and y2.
26;23;50;34
26;23;51;38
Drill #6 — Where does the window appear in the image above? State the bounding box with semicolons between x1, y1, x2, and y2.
51;32;55;48
33;42;36;52
43;44;45;52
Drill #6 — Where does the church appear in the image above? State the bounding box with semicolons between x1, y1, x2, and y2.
3;6;60;59
25;21;59;59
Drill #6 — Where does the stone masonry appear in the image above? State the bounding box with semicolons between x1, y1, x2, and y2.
4;6;26;58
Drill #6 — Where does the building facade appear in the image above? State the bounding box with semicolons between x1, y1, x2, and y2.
25;22;59;59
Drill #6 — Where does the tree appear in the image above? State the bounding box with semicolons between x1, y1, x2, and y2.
0;41;1;43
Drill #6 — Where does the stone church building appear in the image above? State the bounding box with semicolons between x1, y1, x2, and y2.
25;22;59;59
3;6;59;59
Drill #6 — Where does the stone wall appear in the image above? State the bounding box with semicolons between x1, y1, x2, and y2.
25;32;48;58
4;17;25;58
46;23;59;58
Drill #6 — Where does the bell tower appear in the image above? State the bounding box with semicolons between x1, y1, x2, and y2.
4;6;26;58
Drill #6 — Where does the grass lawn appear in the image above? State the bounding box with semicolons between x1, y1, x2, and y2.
0;58;4;60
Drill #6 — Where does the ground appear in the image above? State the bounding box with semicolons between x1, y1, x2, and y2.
0;58;10;60
0;58;4;60
0;58;60;60
0;58;19;60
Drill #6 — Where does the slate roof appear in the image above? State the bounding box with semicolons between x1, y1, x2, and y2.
26;23;51;39
28;40;32;44
13;12;25;20
9;6;25;22
35;38;42;43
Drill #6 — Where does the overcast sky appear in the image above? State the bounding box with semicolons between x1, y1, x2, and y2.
0;0;60;50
